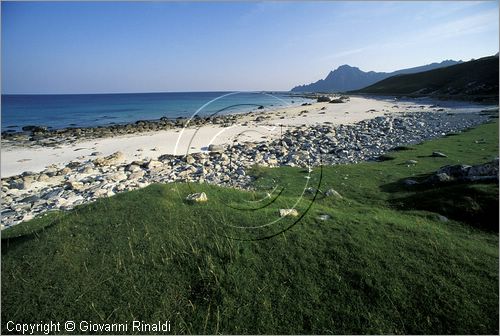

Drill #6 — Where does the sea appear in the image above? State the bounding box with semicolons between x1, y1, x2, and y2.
1;91;313;132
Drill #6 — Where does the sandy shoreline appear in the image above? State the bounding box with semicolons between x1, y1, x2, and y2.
1;96;494;177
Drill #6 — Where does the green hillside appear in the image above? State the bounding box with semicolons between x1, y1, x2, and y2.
2;121;499;334
353;55;499;102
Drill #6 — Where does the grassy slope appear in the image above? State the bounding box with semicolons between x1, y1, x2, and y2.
2;121;499;334
352;55;499;101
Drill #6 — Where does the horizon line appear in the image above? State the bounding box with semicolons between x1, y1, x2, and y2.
1;90;296;96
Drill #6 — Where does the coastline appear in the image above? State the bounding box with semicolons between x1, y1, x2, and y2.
2;96;493;178
1;95;498;229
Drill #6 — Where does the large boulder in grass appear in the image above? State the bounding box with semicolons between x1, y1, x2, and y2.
467;159;499;177
437;164;472;178
425;172;452;184
279;208;299;217
424;159;499;185
186;192;208;203
325;188;343;199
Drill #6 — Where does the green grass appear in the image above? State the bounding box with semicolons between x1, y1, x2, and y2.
2;121;499;334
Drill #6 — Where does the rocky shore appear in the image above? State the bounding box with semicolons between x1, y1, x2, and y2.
2;114;243;148
2;107;497;229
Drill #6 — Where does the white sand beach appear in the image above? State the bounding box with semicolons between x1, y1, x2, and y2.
1;96;490;177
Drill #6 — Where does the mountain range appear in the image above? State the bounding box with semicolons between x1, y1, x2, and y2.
291;60;462;93
351;55;499;102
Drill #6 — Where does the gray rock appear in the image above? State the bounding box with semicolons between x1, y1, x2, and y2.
208;144;224;153
125;164;141;172
432;151;447;158
109;172;127;182
59;167;72;175
317;96;332;103
437;164;471;178
10;179;31;190
129;171;145;180
426;172;452;184
317;214;331;221
37;174;50;182
186;192;208;203
325;188;343;199
66;181;85;190
42;188;64;200
21;195;41;203
93;151;125;167
467;160;499;177
402;179;418;186
81;166;96;174
436;214;449;222
279;208;299;217
145;160;162;169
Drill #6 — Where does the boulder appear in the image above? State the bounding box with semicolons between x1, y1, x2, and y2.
93;151;125;167
317;214;331;221
109;172;128;182
431;151;447;158
425;172;452;184
186;192;208;203
185;155;196;164
22;125;48;133
208;144;224;153
145;160;162;169
317;96;331;103
66;181;85;191
402;179;418;186
59;167;72;176
467;160;499;177
436;215;449;222
279;208;299;217
21;195;41;204
129;171;145;180
325;188;343;199
10;179;31;190
125;164;142;172
437;164;471;178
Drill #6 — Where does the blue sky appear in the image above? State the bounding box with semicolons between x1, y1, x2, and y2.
2;1;498;94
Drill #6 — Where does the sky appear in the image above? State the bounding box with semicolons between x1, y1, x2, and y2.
1;1;499;94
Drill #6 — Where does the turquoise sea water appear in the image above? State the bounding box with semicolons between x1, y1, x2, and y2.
1;91;311;132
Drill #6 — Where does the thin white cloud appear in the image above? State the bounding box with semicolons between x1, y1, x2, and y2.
417;8;498;41
318;7;498;64
318;47;369;62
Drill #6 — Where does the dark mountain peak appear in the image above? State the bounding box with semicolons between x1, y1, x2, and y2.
323;64;370;84
335;64;364;73
337;64;357;70
440;59;462;66
291;59;461;93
